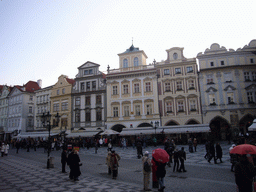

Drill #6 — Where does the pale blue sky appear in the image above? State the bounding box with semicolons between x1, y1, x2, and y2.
1;0;256;88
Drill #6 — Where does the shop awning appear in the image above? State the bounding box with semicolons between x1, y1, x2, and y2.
248;119;256;131
13;132;59;138
66;131;99;138
119;124;210;136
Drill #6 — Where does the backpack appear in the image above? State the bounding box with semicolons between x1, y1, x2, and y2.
144;158;151;172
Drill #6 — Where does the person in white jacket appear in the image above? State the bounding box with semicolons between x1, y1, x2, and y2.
1;142;6;157
4;142;9;156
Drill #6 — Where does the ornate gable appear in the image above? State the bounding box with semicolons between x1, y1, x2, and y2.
224;85;236;91
205;87;218;93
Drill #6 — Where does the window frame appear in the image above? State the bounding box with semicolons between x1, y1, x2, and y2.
123;59;128;68
134;57;139;67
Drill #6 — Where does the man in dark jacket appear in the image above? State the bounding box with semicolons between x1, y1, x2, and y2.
61;149;68;173
178;147;187;172
208;142;216;164
67;150;74;179
173;149;179;172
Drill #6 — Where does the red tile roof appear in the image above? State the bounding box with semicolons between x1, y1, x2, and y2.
66;78;75;85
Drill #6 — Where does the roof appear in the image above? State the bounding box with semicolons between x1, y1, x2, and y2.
121;44;140;54
23;81;41;93
66;78;75;85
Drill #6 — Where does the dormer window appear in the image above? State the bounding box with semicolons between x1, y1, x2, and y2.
123;59;128;68
89;69;93;74
84;70;89;75
134;57;139;67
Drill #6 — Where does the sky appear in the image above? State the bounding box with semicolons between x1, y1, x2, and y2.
1;0;256;88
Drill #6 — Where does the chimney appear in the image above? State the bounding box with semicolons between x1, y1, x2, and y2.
37;79;42;88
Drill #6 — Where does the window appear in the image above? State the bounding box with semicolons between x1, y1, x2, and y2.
96;111;102;121
29;106;32;113
92;81;96;90
188;80;195;89
81;82;85;90
28;119;33;127
61;118;67;127
75;97;80;106
135;105;140;116
61;102;68;111
84;70;89;75
190;100;196;110
124;106;129;117
62;88;65;94
145;82;151;92
113;86;118;95
89;69;93;74
86;96;91;105
86;111;91;122
252;72;256;81
86;82;90;91
29;95;33;101
186;66;193;73
224;73;232;82
57;90;60;95
209;94;216;105
123;84;129;94
146;104;152;115
244;72;250;81
134;83;139;93
227;92;234;104
164;69;170;75
175;68;181;74
210;62;214;66
221;61;225;65
113;107;118;117
165;82;171;92
247;92;254;103
207;78;214;84
250;58;254;63
123;59;128;68
75;111;80;122
96;95;101;104
134;57;139;67
166;102;172;113
177;101;184;112
53;103;59;112
177;81;182;90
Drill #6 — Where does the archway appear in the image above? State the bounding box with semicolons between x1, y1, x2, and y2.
165;120;179;126
138;123;152;127
239;114;254;134
186;119;200;125
111;124;126;132
209;116;230;141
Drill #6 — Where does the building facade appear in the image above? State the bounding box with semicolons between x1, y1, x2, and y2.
157;47;202;127
50;75;75;134
197;40;256;140
106;44;160;133
71;61;107;137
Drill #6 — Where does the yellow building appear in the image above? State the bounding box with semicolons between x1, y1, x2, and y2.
106;44;160;134
50;75;75;133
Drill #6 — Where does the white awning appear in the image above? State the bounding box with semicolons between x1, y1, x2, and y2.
13;132;58;138
248;119;256;131
66;131;99;138
119;124;210;136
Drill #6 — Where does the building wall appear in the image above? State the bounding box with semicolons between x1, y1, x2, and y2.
0;86;10;132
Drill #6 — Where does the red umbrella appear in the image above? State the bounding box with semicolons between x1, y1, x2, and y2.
152;148;169;163
230;144;256;155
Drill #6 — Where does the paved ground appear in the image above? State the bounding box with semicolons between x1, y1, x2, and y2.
0;141;237;192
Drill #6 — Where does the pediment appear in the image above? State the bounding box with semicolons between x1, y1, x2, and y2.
121;79;129;83
245;84;256;90
205;87;218;93
224;85;236;91
176;95;185;99
78;61;100;69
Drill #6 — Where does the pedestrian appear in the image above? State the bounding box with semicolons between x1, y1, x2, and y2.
166;146;173;167
215;143;223;163
94;139;98;154
106;151;112;175
4;142;9;156
122;138;127;149
26;140;30;152
229;144;237;172
235;155;256;192
1;142;5;157
99;138;103;147
108;141;112;152
164;139;170;151
61;149;68;173
208;142;216;164
110;150;121;179
67;149;75;179
193;138;197;152
204;140;210;159
155;160;166;192
137;137;143;159
152;137;157;147
142;151;152;191
72;150;81;181
16;140;20;154
188;138;193;153
173;149;179;172
178;147;187;172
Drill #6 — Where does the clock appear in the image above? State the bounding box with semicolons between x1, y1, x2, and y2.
173;53;178;60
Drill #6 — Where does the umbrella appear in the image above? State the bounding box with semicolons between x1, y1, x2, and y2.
230;144;256;155
152;148;169;163
100;129;120;135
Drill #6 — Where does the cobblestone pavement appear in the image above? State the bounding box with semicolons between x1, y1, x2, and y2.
0;141;236;192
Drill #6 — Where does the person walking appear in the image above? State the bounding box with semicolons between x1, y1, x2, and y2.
4;142;9;156
204;140;210;159
173;149;179;172
61;149;68;173
229;144;237;172
106;151;112;175
193;138;197;152
235;155;256;192
1;142;5;157
188;138;193;153
142;151;152;191
67;149;75;179
94;139;98;154
71;150;81;181
215;143;223;163
137;137;143;159
16;140;20;154
108;141;112;152
156;161;166;192
110;150;121;179
99;138;103;147
178;147;187;172
208;142;216;164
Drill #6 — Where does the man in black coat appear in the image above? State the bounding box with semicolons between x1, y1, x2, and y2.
178;147;187;172
208;142;217;164
61;149;68;173
67;150;74;179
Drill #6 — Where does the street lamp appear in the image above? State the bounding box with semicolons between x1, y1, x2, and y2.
151;121;159;136
41;112;60;169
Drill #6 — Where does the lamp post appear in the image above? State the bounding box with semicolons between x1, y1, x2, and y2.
41;112;60;169
151;121;159;136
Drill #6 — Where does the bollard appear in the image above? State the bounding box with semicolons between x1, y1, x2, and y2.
49;157;54;168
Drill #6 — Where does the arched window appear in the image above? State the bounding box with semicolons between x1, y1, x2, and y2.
123;59;128;68
134;57;139;67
